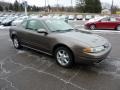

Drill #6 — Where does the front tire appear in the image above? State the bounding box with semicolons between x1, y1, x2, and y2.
116;25;120;31
12;36;21;49
90;24;96;30
54;47;74;68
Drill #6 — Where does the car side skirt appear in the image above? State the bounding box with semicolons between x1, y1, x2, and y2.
21;44;53;56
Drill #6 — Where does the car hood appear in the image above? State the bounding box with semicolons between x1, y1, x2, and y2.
59;31;107;47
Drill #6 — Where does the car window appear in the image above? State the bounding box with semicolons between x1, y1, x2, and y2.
110;18;117;22
101;18;109;22
27;20;45;31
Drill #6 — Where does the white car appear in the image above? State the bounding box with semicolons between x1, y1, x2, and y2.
68;15;75;20
76;15;83;20
94;15;101;19
53;15;60;19
12;16;28;26
85;15;94;20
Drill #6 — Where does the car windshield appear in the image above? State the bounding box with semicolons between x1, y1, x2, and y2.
45;20;74;32
89;17;104;22
86;15;92;18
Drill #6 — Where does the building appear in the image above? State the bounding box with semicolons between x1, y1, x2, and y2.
101;9;111;15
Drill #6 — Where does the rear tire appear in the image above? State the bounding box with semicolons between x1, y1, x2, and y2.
12;36;21;49
54;47;74;68
116;25;120;31
90;24;96;30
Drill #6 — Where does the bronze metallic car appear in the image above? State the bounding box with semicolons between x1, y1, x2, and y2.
9;18;112;67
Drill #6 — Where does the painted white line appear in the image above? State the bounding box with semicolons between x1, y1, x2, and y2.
92;30;120;34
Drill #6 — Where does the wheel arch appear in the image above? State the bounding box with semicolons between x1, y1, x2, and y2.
90;23;96;27
11;33;17;39
52;44;74;59
89;23;96;30
10;30;18;39
116;24;120;30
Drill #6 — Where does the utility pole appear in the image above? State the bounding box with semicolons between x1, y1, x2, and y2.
111;0;113;14
22;1;28;16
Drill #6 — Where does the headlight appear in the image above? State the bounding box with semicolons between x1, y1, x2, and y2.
83;46;105;53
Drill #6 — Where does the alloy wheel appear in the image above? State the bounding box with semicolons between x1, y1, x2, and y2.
13;37;21;49
90;25;96;30
56;50;70;66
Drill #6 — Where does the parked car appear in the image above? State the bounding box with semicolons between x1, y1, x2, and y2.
0;17;6;24
76;15;83;20
1;17;16;26
47;14;53;18
85;15;94;20
116;17;120;21
94;15;101;19
9;18;111;67
59;15;68;23
85;16;120;30
68;15;75;20
12;16;29;26
53;14;60;19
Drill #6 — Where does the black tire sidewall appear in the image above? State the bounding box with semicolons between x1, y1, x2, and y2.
54;47;74;67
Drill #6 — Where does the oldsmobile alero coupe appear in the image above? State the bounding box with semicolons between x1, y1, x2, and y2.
9;18;111;67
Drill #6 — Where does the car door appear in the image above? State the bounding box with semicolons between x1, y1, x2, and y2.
16;20;30;45
108;17;119;29
24;19;51;53
96;17;109;29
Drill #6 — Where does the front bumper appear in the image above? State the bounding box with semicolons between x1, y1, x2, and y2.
75;43;112;64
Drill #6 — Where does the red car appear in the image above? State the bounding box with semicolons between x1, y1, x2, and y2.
85;17;120;30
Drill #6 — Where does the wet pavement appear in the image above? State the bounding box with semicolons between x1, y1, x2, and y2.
0;21;120;90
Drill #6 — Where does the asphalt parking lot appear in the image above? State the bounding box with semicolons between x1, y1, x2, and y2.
0;21;120;90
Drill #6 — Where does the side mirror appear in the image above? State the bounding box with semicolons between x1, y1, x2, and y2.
37;29;48;34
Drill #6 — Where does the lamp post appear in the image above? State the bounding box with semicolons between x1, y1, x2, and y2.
22;1;28;16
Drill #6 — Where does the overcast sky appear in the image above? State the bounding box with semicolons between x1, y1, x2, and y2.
1;0;120;7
